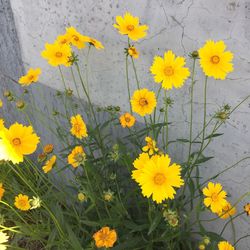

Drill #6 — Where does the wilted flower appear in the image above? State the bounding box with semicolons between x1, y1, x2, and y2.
163;209;179;227
108;144;120;162
43;144;54;154
78;192;87;202
38;153;47;163
103;190;114;202
29;196;42;209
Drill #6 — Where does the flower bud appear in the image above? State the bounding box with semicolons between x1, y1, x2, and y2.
3;90;11;97
16;100;25;109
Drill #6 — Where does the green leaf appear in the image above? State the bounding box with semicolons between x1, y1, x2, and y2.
205;133;224;140
195;156;214;164
148;212;162;235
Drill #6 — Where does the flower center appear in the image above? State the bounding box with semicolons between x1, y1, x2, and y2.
154;173;166;185
129;48;136;54
99;232;109;241
211;193;219;202
210;55;220;64
61;39;67;44
127;25;135;31
73;35;79;41
18;199;27;207
164;66;174;76
12;138;21;146
125;117;131;122
74;153;84;163
74;124;81;133
28;75;34;81
55;52;63;57
139;98;148;107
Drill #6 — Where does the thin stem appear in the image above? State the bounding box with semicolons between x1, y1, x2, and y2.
125;54;132;113
131;56;140;89
164;90;169;151
187;59;196;162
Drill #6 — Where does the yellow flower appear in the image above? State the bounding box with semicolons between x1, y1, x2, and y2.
55;33;71;45
83;36;104;49
66;26;87;49
0;183;5;200
0;231;9;250
142;136;159;155
18;68;41;86
14;194;31;211
43;144;54;154
67;146;86;168
113;12;148;41
217;201;236;219
218;241;235;250
0;119;4;130
132;153;159;182
0;100;3;108
41;42;72;67
70;114;88;139
150;51;190;90
136;154;184;203
0;123;40;164
119;113;136;128
244;203;250;216
203;182;227;213
42;155;56;173
198;40;234;80
128;46;139;59
93;226;117;248
131;88;157;116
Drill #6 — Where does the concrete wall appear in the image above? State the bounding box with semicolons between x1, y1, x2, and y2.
1;0;250;248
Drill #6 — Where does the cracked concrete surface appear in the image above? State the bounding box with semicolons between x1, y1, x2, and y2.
2;0;250;248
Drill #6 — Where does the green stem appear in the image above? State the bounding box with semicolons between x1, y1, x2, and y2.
125;54;132;113
187;59;196;162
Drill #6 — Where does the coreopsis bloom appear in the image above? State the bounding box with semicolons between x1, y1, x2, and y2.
29;196;42;210
42;155;56;173
83;36;104;49
128;46;139;59
0;123;40;164
14;194;31;211
217;201;236;219
93;227;117;248
55;33;71;45
67;146;86;168
198;40;234;80
0;183;5;200
43;144;54;154
132;153;150;182
103;190;114;202
119;112;136;128
0;231;9;250
0;120;4;130
113;12;148;41
202;182;227;213
135;154;184;203
66;26;87;49
18;68;41;86
218;241;235;250
150;51;190;90
70;114;88;139
41;42;72;67
130;88;157;116
244;203;250;216
142;136;159;155
78;192;87;202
